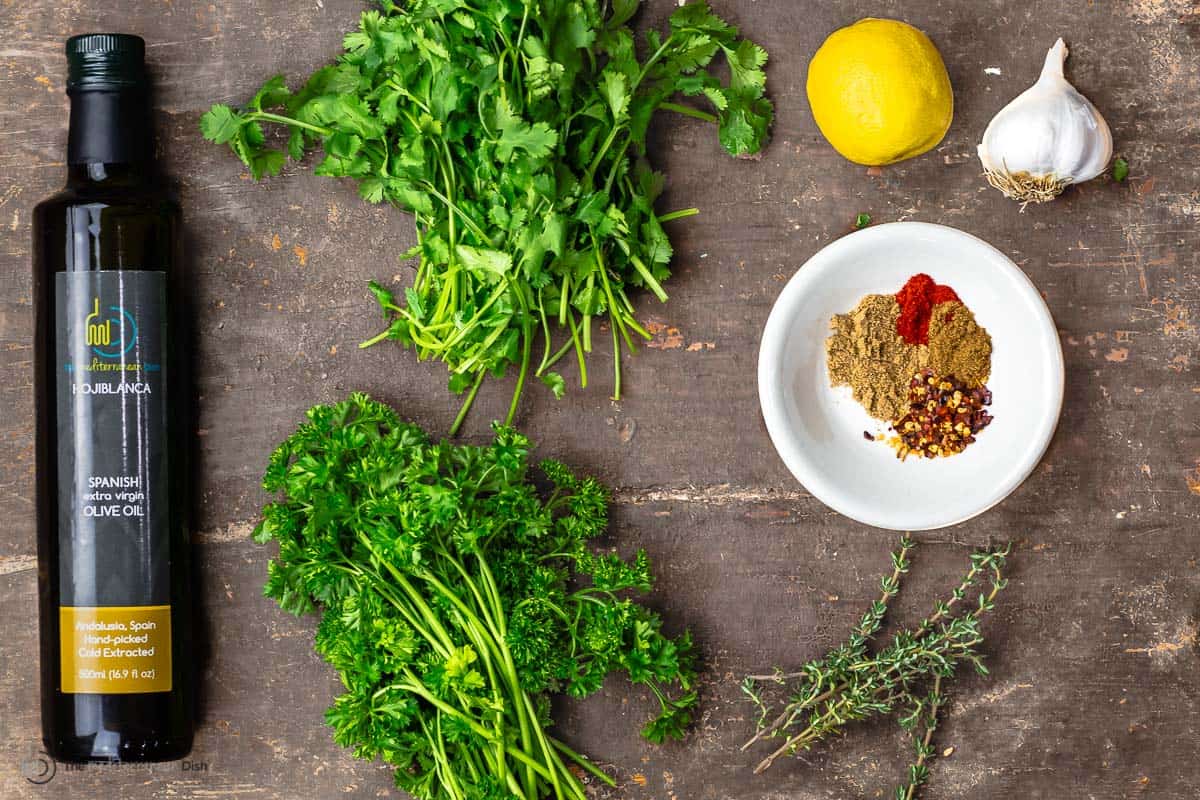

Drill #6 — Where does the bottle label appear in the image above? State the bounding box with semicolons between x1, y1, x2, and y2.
54;270;172;694
59;606;172;693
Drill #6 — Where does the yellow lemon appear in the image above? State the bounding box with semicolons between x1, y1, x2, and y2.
806;18;953;166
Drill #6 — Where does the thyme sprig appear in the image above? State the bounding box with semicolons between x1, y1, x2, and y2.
741;536;1011;797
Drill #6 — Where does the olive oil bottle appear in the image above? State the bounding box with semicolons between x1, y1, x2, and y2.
33;34;193;762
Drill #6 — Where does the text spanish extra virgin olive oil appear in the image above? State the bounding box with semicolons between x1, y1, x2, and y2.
32;33;193;762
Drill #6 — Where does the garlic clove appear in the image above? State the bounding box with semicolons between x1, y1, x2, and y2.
978;38;1113;204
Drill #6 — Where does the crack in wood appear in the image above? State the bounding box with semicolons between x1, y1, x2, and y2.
1;486;814;574
613;484;810;505
0;554;36;576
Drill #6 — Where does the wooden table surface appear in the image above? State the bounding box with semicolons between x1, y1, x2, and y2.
2;1;1199;798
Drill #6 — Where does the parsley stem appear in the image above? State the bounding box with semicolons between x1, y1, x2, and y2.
550;738;616;787
658;101;719;124
401;670;560;784
523;692;569;800
412;569;550;797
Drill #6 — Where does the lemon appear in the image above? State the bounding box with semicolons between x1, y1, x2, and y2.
806;18;953;166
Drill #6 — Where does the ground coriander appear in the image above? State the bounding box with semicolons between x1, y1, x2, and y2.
927;301;992;387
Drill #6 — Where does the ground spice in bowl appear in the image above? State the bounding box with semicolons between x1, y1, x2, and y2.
826;294;929;421
895;273;960;345
825;273;995;460
928;301;992;387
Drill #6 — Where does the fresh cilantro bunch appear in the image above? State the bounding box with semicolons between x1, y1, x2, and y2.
202;0;772;433
254;393;697;799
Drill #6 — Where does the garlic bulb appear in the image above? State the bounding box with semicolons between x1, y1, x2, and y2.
977;39;1112;204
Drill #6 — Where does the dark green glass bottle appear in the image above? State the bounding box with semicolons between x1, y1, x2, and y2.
33;33;193;762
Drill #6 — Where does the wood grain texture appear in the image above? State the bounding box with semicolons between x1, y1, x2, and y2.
2;0;1198;797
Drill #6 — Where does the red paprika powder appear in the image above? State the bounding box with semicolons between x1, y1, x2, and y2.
895;273;960;345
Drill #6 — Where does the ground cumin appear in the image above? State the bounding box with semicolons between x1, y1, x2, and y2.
927;301;992;387
826;294;929;421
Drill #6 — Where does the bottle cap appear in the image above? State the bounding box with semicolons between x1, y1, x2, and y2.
66;33;146;91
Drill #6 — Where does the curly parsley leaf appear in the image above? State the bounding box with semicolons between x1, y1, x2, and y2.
254;394;697;799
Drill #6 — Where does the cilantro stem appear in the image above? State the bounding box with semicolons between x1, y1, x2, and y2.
591;238;636;357
615;292;653;341
611;321;622;401
439;281;508;351
420;182;490;242
359;327;393;349
657;207;700;223
583;125;621;185
630;254;669;303
244;110;332;137
449;370;485;437
557;273;570;327
538;336;574;375
502;281;535;426
557;309;587;388
536;291;554;374
658;101;719;124
506;328;531;427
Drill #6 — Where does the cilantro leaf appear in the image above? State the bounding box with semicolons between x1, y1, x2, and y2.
199;104;242;144
1113;156;1129;182
201;0;773;434
539;371;566;399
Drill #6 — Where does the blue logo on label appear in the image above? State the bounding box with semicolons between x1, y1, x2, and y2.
85;297;138;359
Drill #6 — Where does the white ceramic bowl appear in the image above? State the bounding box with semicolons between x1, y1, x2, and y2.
758;222;1064;531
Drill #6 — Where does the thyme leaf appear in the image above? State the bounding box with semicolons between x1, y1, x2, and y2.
741;535;1012;798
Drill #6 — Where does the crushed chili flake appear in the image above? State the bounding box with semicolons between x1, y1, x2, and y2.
890;369;993;460
895;273;960;345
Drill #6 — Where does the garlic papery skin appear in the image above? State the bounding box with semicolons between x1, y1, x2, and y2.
977;38;1113;204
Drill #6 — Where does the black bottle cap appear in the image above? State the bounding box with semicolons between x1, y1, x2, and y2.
66;33;146;91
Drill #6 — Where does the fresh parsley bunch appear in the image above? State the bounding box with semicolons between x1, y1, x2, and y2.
202;0;772;433
253;393;696;799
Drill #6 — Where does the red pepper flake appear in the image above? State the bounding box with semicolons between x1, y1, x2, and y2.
895;274;960;345
890;369;993;460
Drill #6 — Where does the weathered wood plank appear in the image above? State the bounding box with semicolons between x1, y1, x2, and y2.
1;0;1198;797
3;502;1198;798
